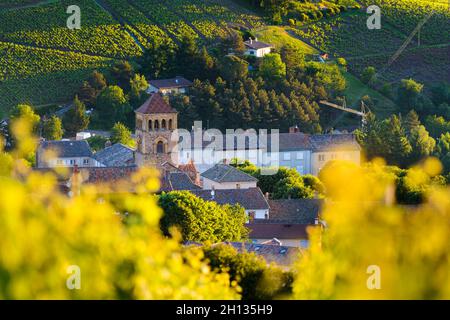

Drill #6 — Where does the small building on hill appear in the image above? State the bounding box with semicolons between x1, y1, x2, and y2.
244;38;273;58
147;76;193;95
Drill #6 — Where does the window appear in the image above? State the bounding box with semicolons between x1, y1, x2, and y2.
296;152;304;160
236;184;241;189
161;119;166;130
318;154;325;161
148;120;152;131
154;120;159;130
283;152;291;161
169;119;173;130
156;141;164;154
83;159;89;165
250;51;255;55
70;159;75;165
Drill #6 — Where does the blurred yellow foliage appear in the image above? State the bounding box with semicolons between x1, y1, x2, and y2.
294;159;450;299
0;116;238;299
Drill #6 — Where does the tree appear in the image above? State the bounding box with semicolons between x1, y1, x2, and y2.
129;74;149;106
95;85;129;128
159;191;248;243
280;44;305;71
111;60;134;92
408;125;436;163
63;96;89;137
403;110;421;136
361;66;376;84
259;53;286;79
42;115;63;140
220;31;245;56
77;81;97;107
111;122;135;148
88;70;107;93
10;104;40;134
201;244;293;300
86;135;108;152
397;78;433;114
220;55;248;82
425;115;450;138
381;115;412;165
138;42;175;79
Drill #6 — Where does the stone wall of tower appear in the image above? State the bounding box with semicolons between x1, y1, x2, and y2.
135;112;179;168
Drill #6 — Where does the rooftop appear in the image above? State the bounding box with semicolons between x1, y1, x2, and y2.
149;76;193;89
201;163;257;183
135;93;177;114
93;143;135;167
190;187;269;210
264;199;323;224
160;171;201;192
227;242;301;267
38;140;93;158
244;39;273;50
309;133;360;152
247;223;314;240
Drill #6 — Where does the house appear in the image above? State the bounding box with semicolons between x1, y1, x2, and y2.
190;187;270;219
247;199;323;248
310;134;361;175
93;143;135;167
36;140;103;168
146;76;193;95
244;38;273;58
201;163;258;190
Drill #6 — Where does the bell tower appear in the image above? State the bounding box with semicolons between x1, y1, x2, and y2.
135;93;179;168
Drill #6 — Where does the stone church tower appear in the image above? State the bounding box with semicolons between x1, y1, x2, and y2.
135;93;179;168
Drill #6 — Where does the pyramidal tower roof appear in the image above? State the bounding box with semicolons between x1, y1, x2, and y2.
135;93;177;114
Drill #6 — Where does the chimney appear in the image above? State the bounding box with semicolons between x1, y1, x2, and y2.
211;187;215;200
250;38;252;44
289;125;300;133
264;192;270;200
314;218;319;225
105;140;112;148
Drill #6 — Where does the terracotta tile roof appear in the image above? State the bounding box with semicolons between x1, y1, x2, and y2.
82;166;137;184
190;187;269;210
247;223;314;239
135;93;177;114
149;76;192;89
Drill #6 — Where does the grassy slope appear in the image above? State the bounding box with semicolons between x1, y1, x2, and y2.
253;26;317;55
343;72;397;118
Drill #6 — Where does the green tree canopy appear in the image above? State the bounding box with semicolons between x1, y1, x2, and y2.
10;104;40;134
220;55;249;82
159;191;248;243
111;122;135;148
95;85;129;128
259;53;286;80
42;115;63;140
63;96;89;137
201;244;293;300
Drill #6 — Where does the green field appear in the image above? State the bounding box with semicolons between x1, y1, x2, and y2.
253;26;317;55
0;0;265;118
